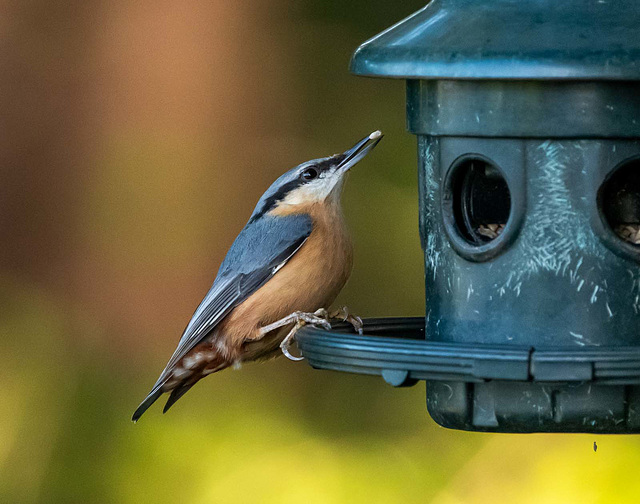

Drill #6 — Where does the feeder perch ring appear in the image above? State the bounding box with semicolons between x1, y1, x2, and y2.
298;318;640;433
297;317;640;387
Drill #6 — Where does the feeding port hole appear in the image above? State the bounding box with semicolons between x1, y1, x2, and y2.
450;158;511;245
599;158;640;246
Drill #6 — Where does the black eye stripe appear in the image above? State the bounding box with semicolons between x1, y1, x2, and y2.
248;179;304;223
248;155;345;224
315;155;344;172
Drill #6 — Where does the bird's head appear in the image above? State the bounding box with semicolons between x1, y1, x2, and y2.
249;131;382;221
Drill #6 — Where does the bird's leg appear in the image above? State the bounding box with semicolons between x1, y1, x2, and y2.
258;309;333;361
329;306;364;335
258;310;332;337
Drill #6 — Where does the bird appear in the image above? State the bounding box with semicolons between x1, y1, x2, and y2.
132;131;383;421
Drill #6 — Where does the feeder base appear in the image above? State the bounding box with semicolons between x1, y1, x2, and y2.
428;381;640;434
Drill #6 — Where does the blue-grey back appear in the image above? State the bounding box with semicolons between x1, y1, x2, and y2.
218;214;313;277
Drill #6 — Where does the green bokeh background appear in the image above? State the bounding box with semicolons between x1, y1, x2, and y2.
2;1;640;503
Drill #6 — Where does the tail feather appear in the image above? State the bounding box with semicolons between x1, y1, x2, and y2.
132;387;164;422
133;352;232;421
163;383;196;414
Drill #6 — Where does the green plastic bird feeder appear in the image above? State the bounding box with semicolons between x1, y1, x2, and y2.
297;0;640;433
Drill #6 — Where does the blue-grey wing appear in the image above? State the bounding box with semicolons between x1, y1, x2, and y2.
153;213;313;386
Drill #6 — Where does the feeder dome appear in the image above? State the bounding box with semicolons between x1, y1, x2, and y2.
350;0;640;81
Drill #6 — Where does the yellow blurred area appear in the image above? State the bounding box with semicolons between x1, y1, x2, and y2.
1;1;637;503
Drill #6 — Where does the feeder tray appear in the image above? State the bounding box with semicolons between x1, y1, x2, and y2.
298;318;640;433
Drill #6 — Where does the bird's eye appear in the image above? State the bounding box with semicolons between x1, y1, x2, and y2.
301;168;318;181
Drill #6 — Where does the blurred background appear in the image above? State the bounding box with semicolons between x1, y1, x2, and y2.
2;1;640;502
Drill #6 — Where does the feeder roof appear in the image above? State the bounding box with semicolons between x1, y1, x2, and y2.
350;0;640;81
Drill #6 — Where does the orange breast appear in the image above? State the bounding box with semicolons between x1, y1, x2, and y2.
218;200;353;349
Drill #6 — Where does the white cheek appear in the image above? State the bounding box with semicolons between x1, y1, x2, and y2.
282;176;339;205
306;179;335;200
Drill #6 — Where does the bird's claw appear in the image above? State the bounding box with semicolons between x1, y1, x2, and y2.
330;306;364;335
260;310;333;361
301;310;332;331
279;313;331;361
262;308;362;361
280;321;305;361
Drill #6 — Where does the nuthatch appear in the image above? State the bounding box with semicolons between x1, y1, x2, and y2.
132;131;383;421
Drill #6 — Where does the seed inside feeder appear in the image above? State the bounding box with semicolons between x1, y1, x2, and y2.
476;223;506;240
450;159;511;245
599;159;640;247
615;224;640;245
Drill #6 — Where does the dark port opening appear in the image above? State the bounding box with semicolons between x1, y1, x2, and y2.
599;158;640;246
451;159;511;245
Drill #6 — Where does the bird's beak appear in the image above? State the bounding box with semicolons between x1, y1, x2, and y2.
336;130;383;172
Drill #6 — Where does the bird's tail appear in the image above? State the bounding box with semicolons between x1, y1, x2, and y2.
132;358;231;422
162;383;196;414
132;385;164;422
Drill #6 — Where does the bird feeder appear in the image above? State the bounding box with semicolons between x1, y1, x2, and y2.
297;0;640;433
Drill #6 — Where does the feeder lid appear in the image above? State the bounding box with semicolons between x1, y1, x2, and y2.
350;0;640;81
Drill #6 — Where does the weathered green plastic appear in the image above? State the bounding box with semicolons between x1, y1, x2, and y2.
299;0;640;433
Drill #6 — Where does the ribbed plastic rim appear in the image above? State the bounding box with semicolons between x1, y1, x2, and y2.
296;317;640;387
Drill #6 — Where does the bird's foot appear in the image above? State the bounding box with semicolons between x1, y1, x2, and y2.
258;310;333;361
329;306;364;335
279;311;333;361
279;320;306;361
